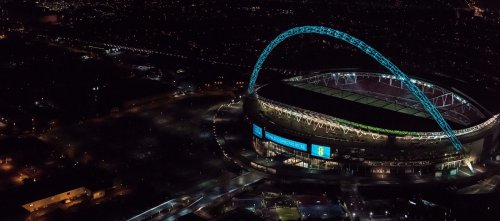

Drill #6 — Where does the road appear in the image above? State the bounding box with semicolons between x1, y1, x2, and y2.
126;99;266;221
456;175;500;194
126;172;265;221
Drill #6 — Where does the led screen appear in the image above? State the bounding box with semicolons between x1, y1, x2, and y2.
253;124;263;138
311;144;331;159
265;132;307;151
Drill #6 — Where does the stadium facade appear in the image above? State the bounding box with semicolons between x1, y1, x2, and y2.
245;72;499;177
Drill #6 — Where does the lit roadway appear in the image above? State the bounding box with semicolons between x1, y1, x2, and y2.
456;175;500;194
126;99;266;221
126;172;264;221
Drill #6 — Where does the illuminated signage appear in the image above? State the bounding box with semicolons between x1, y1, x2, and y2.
253;124;263;138
265;132;307;151
311;144;331;159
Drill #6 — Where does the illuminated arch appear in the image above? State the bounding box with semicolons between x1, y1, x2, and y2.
247;26;463;151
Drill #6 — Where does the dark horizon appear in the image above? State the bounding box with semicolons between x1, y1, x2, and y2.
1;1;500;221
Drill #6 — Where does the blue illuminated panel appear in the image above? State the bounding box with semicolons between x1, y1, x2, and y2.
253;124;263;138
450;168;458;176
265;132;307;151
311;144;331;159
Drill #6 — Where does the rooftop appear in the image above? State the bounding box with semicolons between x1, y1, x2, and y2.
256;82;466;132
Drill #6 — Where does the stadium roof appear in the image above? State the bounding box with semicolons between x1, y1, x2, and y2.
289;81;431;119
257;82;466;132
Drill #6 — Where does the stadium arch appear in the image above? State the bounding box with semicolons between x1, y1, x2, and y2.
246;26;463;151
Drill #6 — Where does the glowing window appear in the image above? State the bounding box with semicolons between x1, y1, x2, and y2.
253;124;263;138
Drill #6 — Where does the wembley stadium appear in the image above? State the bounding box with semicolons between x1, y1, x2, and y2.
244;71;500;177
227;26;500;182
